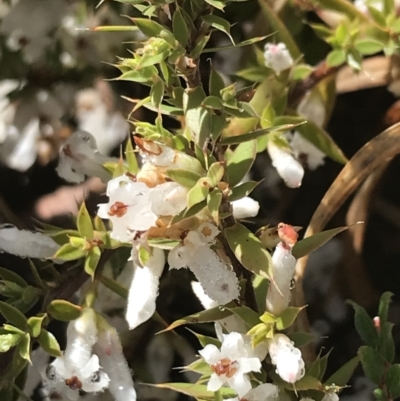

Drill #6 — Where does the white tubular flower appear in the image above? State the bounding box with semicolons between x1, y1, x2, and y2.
264;43;293;74
225;383;280;401
267;142;304;188
125;247;165;330
266;242;296;316
95;316;137;401
42;309;110;401
169;223;240;304
97;175;157;243
268;334;305;384
0;225;60;261
231;197;260;220
290;132;325;171
56;130;113;184
150;181;188;217
199;332;262;398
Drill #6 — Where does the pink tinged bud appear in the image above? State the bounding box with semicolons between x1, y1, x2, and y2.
94;319;137;401
267;142;304;188
264;43;294;74
373;316;381;333
266;242;296;316
125;247;165;330
268;334;305;384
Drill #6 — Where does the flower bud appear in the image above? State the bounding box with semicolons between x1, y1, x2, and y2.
231;197;260;220
264;43;293;74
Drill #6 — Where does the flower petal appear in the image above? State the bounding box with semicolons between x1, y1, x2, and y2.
227;372;252;398
207;373;225;393
198;344;221;365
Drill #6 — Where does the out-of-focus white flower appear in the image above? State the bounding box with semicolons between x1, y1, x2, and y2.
231;197;260;220
268;334;305;384
56;130;113;184
289;132;326;171
300;392;339;401
264;43;293;74
126;247;165;330
0;225;60;261
94;315;137;401
266;242;296;316
267;141;304;188
42;309;110;401
354;0;383;14
225;383;279;401
199;332;262;397
169;223;239;304
297;92;326;129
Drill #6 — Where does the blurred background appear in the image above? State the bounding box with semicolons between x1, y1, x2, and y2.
1;0;400;400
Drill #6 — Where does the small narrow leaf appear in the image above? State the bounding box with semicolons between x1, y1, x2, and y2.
18;334;31;362
358;345;385;383
165;169;202;188
77;203;94;240
0;302;27;330
227;306;260;328
0;268;27;288
54;243;86;261
209;67;225;98
207;162;224;187
0;334;21;352
38;329;62;357
173;7;189;48
202;15;234;44
386;364;400;399
47;300;83;322
84;247;101;278
207;188;222;223
27;315;47;338
228;181;260;202
276;306;306;330
348;301;379;348
325;355;360;386
132;18;165;37
378;322;395;363
187;179;210;209
378;291;393;326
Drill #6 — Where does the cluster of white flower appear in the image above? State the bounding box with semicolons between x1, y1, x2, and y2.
42;309;136;401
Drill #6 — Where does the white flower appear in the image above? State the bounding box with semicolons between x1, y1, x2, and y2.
301;393;339;401
268;334;305;384
267;141;304;188
56;130;113;183
264;43;293;74
125;247;165;330
0;225;60;261
225;383;279;401
231;197;260;220
94;315;137;401
289;132;325;171
169;223;240;304
97;175;157;243
266;242;296;316
150;181;188;217
42;309;110;401
199;332;262;397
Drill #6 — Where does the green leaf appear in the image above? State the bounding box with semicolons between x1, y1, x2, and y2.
150;78;165;109
147;238;181;250
187;179;210;209
325;355;359;386
207;188;222;223
0;334;21;352
288;331;315;348
378;291;393;326
227;306;260;328
276;306;306;330
225;140;257;187
367;6;386;27
316;0;368;21
202;35;270;54
38;329;62;357
183;358;211;375
187;329;221;348
203;96;224;110
292;225;360;259
77;203;94;240
378;322;395;363
157;304;234;333
224;223;273;279
0;302;27;330
18;334;31;362
348;301;379;348
354;39;385;55
165;169;203;188
326;49;347;67
386;364;400;399
207;162;224;187
258;0;301;59
209;67;225;98
191;34;211;58
228;181;260;202
27;315;47;338
358;345;385;383
173;7;189;48
151;382;235;400
47;300;83;322
202;15;234;44
132;17;165;37
54;243;86;261
84;247;101;278
204;0;226;10
0;268;27;288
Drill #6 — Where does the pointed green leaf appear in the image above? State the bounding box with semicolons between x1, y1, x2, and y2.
191;34;211;58
183;358;212;375
84;247;101;278
228;181;260;202
378;322;395;363
27;315;47;338
207;188;222;223
325;355;359;386
147;238;181;250
348;301;379;348
225;140;257;187
173;7;189;48
355;39;385;55
166;169;203;188
386;364;400;399
209;67;225;98
202;35;270;54
224;223;273;279
202;15;234;44
358;345;385;383
132;17;165;37
187;329;221;348
0;268;27;288
0;334;21;352
47;300;83;322
18;334;31;362
227;306;260;328
54;243;86;261
77;203;94;240
378;291;393;326
0;302;27;330
207;162;224;187
276;306;306;330
292;225;361;259
157;304;235;333
326;49;347;67
150;78;165;109
38;329;62;357
187;179;211;209
287;332;315;348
